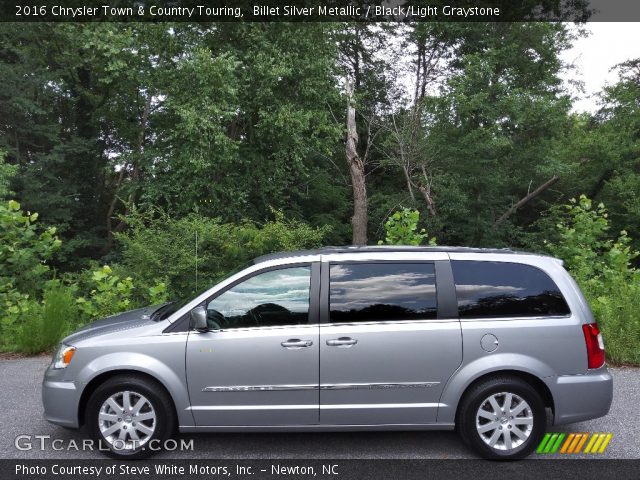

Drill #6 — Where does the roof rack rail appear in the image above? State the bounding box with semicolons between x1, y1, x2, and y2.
253;245;517;264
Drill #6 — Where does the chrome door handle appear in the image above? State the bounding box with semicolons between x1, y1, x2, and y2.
281;339;313;349
326;337;358;347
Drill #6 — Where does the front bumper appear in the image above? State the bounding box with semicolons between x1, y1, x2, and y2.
42;369;82;429
548;367;613;425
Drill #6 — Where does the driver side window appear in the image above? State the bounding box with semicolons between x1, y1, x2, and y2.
206;266;311;330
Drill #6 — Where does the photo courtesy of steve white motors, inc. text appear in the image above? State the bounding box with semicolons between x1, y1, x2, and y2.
14;463;339;477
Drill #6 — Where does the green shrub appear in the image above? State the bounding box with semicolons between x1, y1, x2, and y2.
148;282;169;305
12;264;170;353
545;195;640;365
0;200;61;350
0;200;61;293
0;200;173;353
42;282;76;344
76;265;136;321
589;281;640;365
378;208;436;246
15;282;77;354
14;303;44;355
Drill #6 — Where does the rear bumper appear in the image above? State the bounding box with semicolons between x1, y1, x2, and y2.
547;367;613;425
42;376;81;429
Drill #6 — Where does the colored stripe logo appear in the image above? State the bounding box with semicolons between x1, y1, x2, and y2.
537;433;613;454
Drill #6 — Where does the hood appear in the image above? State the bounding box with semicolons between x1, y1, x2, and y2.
62;305;164;345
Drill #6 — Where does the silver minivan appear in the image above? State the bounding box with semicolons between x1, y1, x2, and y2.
42;246;613;459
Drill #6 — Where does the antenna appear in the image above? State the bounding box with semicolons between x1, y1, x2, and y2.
195;230;198;292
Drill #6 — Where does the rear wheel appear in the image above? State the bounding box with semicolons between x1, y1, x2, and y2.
457;376;547;460
85;375;175;459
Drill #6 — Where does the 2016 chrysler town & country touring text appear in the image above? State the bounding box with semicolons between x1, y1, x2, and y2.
42;246;613;459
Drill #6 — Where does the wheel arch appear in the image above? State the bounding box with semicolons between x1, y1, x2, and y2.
453;369;555;425
78;369;179;428
437;354;557;425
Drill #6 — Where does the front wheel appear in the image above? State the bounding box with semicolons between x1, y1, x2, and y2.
85;375;175;459
457;376;547;460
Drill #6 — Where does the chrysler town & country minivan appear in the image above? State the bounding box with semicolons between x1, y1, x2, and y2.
42;246;613;459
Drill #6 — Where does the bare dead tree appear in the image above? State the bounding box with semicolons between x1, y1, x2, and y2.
495;175;560;225
376;108;438;217
372;28;451;218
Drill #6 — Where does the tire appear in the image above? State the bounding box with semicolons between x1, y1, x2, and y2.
457;376;547;460
85;374;176;459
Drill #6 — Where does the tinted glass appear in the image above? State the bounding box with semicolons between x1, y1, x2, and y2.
206;266;310;329
451;261;570;318
329;263;437;323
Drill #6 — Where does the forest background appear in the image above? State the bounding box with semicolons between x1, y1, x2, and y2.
1;18;638;363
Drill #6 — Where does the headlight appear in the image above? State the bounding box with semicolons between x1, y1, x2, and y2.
53;344;76;369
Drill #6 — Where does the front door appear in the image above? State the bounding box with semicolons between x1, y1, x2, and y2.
319;261;462;425
186;263;320;426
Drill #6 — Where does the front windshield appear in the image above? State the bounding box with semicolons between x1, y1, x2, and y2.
153;260;253;321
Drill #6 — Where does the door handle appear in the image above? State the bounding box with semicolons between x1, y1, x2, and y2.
326;337;358;347
281;339;313;349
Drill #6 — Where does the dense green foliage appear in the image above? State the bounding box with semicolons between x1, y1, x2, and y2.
4;22;633;254
0;200;327;353
0;200;61;346
542;196;640;365
115;209;329;298
0;21;638;363
17;282;77;355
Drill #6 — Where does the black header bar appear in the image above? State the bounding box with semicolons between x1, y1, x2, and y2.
2;0;639;22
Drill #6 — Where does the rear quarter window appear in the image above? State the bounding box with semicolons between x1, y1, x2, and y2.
451;260;570;318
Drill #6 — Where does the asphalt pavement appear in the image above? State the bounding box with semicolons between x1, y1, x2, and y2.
1;357;638;460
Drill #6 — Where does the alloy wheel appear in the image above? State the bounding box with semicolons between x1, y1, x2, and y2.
475;391;534;451
98;390;156;451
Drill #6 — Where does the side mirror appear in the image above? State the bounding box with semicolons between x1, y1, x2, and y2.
190;306;208;331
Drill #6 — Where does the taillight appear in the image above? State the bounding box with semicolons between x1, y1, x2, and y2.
582;323;605;369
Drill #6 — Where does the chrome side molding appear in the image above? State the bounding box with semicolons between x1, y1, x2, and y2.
202;384;317;392
321;382;439;390
202;381;440;392
188;402;444;411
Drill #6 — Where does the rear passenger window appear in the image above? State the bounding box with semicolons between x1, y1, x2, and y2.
329;263;437;323
451;261;570;318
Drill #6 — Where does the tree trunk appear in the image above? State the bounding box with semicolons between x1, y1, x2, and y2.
345;80;368;246
418;165;436;216
403;165;415;201
414;42;423;103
